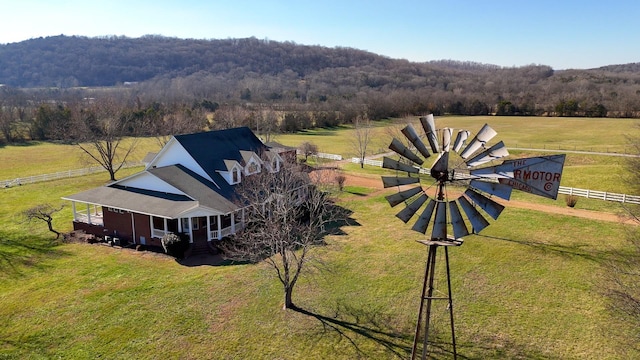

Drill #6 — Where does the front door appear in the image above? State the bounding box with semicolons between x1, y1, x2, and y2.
191;217;209;242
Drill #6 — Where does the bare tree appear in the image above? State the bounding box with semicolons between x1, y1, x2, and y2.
219;162;342;310
73;97;138;181
152;105;208;148
351;114;373;168
256;108;279;143
299;141;318;162
22;204;65;239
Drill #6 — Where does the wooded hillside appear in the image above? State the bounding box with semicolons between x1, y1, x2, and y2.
1;35;639;126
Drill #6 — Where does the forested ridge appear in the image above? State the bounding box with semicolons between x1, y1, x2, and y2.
1;35;640;144
2;35;640;117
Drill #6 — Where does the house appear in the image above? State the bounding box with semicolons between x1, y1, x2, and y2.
62;127;284;253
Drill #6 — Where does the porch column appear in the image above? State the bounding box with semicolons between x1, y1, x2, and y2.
86;203;91;224
188;217;194;243
163;218;168;236
231;212;235;233
206;216;211;242
217;215;222;240
72;202;77;221
130;212;137;245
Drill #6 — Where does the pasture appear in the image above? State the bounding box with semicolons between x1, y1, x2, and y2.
1;116;639;359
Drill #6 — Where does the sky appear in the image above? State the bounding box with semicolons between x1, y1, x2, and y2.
0;0;638;70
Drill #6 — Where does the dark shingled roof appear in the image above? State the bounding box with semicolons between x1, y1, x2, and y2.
174;127;268;181
148;164;238;213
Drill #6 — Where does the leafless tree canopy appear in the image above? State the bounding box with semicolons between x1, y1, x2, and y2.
299;141;318;162
22;203;65;239
219;162;343;310
351;114;373;168
73;97;139;181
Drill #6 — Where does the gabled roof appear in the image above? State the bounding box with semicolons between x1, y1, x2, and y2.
174;127;268;181
148;164;238;213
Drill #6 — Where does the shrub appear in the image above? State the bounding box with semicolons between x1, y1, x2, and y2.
565;194;579;208
161;232;189;259
335;174;346;191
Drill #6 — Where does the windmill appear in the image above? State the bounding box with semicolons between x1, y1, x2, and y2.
382;114;566;359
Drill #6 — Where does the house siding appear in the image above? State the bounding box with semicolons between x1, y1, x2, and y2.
103;208;134;242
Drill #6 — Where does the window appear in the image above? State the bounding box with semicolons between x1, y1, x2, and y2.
247;162;259;174
232;168;240;183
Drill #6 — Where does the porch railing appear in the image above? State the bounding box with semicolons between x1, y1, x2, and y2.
75;213;104;226
210;222;245;240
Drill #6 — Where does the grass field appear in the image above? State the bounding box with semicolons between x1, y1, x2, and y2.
1;116;639;358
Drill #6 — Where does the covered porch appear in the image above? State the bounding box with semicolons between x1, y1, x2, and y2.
148;209;246;243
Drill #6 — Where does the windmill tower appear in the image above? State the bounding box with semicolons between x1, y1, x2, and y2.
382;115;566;359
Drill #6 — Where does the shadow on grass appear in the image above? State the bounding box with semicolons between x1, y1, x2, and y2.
477;233;618;265
292;303;413;359
454;334;564;360
295;126;349;136
0;231;68;278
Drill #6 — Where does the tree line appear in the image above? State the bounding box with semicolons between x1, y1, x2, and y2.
1;35;640;123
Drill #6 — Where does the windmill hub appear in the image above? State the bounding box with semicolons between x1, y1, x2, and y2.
430;168;449;182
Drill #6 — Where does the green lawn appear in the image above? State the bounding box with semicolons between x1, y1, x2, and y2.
0;137;161;179
1;117;639;358
0;171;637;359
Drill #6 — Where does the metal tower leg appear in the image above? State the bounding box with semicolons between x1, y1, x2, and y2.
411;242;458;360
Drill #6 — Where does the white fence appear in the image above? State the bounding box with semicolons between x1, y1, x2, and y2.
559;187;640;205
351;157;640;205
2;161;144;188
297;150;342;161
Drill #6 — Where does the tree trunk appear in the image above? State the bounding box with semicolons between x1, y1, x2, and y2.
47;220;61;239
283;286;295;310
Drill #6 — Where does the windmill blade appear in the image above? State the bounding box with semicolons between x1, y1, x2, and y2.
420;114;440;153
381;176;420;188
470;179;513;200
401;124;431;159
412;199;436;234
449;201;470;239
465;141;510;167
464;188;505;220
453;130;470;153
459;123;497;159
389;138;424;165
432;201;447;240
396;193;428;223
469;164;512;179
382;157;420;174
385;186;423;207
442;128;453;152
457;196;490;233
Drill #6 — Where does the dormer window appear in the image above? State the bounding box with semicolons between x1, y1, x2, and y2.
271;158;280;172
232;168;241;184
247;162;259;175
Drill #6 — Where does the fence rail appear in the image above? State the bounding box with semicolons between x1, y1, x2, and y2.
2;161;144;188
297;150;342;161
351;157;640;205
